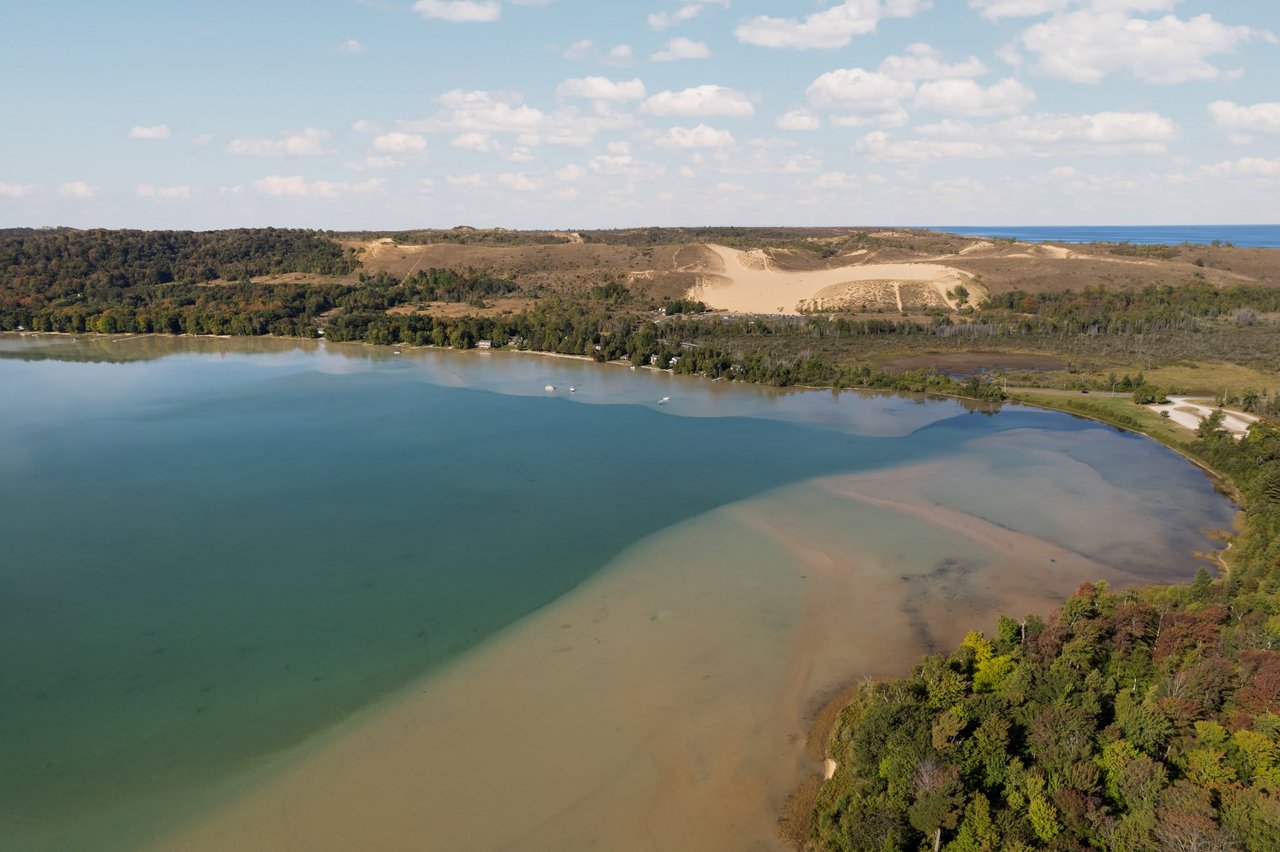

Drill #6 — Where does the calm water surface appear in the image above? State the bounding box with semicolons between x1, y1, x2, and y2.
0;335;1236;850
936;224;1280;248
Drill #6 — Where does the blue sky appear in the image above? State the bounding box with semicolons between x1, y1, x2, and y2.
2;0;1278;229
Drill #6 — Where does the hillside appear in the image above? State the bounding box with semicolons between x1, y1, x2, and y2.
338;228;1279;312
3;226;1279;411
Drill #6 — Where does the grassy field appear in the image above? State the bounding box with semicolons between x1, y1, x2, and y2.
1112;361;1280;398
1007;389;1197;448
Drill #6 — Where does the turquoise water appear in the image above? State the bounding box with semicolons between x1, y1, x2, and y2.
0;336;1236;849
936;224;1280;248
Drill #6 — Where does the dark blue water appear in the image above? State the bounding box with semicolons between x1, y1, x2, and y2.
935;225;1280;249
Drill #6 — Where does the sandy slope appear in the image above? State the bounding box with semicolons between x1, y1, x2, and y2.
688;244;980;315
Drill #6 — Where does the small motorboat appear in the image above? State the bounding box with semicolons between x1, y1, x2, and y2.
658;396;671;405
569;386;577;393
545;385;556;392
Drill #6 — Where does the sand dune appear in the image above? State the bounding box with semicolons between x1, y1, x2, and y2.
688;244;981;315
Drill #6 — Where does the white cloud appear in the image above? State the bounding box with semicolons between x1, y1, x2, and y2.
373;132;427;153
969;0;1069;19
59;181;97;198
562;40;634;64
556;164;586;181
1201;157;1280;178
810;171;858;189
349;155;406;170
516;105;639;148
1022;8;1267;84
651;37;711;62
0;182;33;198
878;43;987;81
649;3;702;30
135;184;192;199
642;85;755;117
561;39;594;59
971;1;1183;20
913;77;1036;117
339;38;365;54
415;90;545;134
130;124;170;140
412;0;501;23
606;44;634;63
648;0;729;29
998;111;1176;145
806;69;915;125
496;172;545;191
656;123;736;149
253;176;385;198
854;108;1177;164
556;76;646;100
451;132;500;152
352;120;380;134
777;109;822;131
735;0;932;50
855;129;1004;163
1209;101;1280;144
995;42;1024;68
227;128;330;157
587;153;665;178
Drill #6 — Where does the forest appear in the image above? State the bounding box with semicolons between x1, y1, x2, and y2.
812;421;1280;851
5;229;1280;401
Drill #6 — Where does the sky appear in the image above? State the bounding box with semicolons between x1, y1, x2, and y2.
2;0;1278;230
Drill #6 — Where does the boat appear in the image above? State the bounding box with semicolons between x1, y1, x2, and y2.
545;385;556;391
569;386;577;393
659;396;671;404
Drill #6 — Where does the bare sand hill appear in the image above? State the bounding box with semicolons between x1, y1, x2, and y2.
688;244;984;315
339;230;1279;303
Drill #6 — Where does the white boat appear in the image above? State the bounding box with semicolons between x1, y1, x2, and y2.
545;385;556;391
659;396;671;404
569;386;577;393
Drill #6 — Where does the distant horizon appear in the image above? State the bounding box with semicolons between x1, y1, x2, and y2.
6;222;1279;232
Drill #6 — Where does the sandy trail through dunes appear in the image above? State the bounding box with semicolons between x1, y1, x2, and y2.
689;244;979;315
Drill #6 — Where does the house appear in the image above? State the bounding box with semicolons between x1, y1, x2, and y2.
476;339;493;350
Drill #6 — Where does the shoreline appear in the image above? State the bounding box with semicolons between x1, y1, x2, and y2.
4;330;1242;851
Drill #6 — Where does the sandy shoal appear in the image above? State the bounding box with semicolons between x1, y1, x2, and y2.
152;467;1150;852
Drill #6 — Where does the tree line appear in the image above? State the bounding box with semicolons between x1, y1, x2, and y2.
814;420;1280;851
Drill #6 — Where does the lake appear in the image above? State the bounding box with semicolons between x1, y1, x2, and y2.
0;335;1236;851
935;224;1280;248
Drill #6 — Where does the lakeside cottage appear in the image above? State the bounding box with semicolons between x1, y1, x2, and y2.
476;340;493;350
